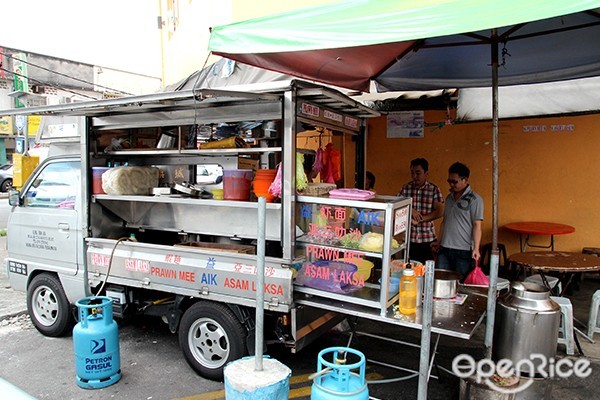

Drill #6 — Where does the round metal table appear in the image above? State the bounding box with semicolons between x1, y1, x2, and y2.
508;251;600;273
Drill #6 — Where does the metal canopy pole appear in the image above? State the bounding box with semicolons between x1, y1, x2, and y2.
255;196;266;371
485;28;500;358
417;260;435;400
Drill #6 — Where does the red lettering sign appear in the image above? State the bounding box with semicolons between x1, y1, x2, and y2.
125;258;150;273
179;270;195;282
323;109;342;122
301;102;320;117
344;116;358;128
90;253;111;267
164;254;181;264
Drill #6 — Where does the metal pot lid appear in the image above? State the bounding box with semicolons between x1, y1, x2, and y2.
434;269;461;281
499;281;559;312
496;277;510;290
510;281;550;300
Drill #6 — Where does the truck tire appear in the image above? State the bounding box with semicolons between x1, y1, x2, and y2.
179;302;247;380
27;274;73;337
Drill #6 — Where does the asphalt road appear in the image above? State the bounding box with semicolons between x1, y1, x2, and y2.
2;313;599;400
0;314;458;400
0;281;477;400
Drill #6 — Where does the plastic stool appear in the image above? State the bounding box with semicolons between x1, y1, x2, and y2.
588;290;600;340
551;296;575;355
480;243;507;275
525;274;563;295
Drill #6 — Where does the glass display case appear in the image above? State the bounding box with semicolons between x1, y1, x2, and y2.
294;194;412;315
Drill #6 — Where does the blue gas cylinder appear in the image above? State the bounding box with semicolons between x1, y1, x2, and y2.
73;296;121;389
311;347;369;400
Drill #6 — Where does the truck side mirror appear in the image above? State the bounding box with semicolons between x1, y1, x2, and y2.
8;189;21;206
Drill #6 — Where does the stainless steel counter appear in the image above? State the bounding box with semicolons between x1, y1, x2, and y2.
294;287;487;340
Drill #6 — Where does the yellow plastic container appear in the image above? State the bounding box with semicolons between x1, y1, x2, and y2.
12;154;39;189
211;188;224;200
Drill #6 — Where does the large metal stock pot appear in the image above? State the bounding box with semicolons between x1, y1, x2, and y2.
433;270;461;298
493;282;560;375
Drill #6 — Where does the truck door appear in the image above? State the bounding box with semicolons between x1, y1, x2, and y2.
8;159;81;279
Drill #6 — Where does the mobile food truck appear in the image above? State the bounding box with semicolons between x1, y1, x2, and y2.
3;80;436;380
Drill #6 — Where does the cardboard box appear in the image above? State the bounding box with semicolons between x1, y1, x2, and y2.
238;156;260;172
175;241;256;254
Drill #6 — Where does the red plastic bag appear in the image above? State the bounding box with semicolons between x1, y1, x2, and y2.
464;260;490;286
321;143;341;183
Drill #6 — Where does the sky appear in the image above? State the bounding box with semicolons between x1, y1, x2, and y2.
1;0;162;77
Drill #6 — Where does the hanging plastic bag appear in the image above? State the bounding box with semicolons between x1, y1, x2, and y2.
321;143;341;183
268;162;283;198
296;152;309;191
464;260;490;286
312;147;323;173
328;145;341;181
320;144;335;184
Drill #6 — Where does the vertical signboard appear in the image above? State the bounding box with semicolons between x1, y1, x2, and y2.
0;116;12;135
0;47;5;79
13;53;29;108
28;115;41;137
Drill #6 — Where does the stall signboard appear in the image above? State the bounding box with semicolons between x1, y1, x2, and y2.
387;111;425;138
27;115;41;137
15;115;26;133
15;137;24;153
0;116;12;135
298;101;360;133
13;53;29;108
522;124;576;133
394;207;409;235
46;123;78;139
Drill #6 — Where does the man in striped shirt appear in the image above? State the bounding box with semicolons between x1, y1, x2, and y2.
399;158;445;263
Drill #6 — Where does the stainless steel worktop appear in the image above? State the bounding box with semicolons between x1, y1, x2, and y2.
294;287;487;340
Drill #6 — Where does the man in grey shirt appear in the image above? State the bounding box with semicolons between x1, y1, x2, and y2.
432;162;483;279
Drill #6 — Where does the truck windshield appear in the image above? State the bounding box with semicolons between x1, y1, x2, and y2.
24;161;80;209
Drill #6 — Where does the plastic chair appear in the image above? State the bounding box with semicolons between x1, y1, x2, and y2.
525;274;563;296
551;296;575;355
588;290;600;340
480;243;507;275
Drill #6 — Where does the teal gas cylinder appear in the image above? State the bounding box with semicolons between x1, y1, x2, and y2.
73;296;121;389
311;347;369;400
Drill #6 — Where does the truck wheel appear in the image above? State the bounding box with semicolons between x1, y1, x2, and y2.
179;302;247;380
27;274;73;337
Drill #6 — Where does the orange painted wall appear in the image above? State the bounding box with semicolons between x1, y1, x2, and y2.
366;111;600;255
